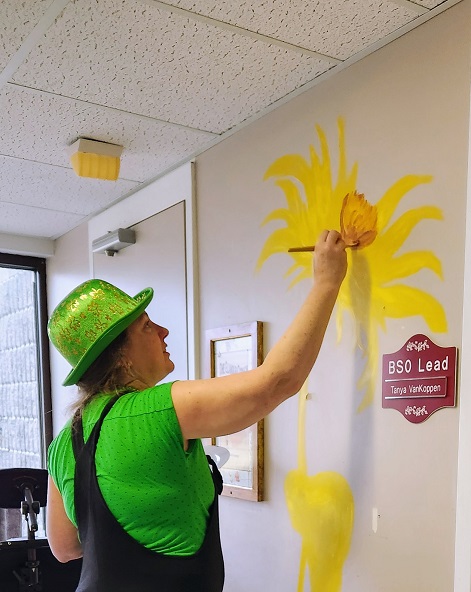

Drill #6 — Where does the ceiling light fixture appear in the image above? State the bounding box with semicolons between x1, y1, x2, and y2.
66;138;124;181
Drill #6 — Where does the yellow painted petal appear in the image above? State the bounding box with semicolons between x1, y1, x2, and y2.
376;251;443;284
283;261;314;291
287;267;312;289
379;284;447;332
336;118;348;187
375;175;433;231
375;206;443;258
264;155;317;205
263;154;310;179
256;229;296;270
312;125;333;192
334;119;359;199
274;179;309;214
334;117;359;207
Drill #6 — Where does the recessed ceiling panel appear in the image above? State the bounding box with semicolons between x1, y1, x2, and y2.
0;85;217;182
0;0;51;70
0;156;140;217
166;0;421;60
11;0;331;134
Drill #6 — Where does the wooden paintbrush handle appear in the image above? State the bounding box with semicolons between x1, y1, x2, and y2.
289;241;358;252
288;246;315;252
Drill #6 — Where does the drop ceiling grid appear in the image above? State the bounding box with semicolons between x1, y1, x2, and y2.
0;0;52;70
11;0;331;134
412;0;448;7
166;0;422;60
0;155;139;216
0;85;218;182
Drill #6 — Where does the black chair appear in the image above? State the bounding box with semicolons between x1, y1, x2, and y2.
0;468;81;591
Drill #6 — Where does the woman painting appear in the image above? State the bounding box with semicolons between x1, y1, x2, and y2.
46;229;347;591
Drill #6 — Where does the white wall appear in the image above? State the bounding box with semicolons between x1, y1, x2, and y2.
47;222;89;429
45;3;471;590
454;78;471;591
195;2;471;591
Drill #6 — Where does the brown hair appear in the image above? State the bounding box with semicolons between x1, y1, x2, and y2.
69;329;131;419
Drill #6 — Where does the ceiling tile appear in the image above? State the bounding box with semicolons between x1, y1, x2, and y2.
0;0;51;70
0;156;140;216
0;85;217;182
165;0;422;60
0;201;84;239
11;0;331;134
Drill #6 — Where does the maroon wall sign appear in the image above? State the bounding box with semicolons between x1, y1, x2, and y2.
382;334;457;423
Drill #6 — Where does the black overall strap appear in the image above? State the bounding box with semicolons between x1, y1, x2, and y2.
71;396;118;465
206;454;223;495
71;397;225;592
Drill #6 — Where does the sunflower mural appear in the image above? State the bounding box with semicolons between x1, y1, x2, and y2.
257;118;447;591
256;117;447;411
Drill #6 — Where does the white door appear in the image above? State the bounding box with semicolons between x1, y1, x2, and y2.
93;202;188;381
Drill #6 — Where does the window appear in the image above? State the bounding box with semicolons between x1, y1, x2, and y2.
0;253;52;471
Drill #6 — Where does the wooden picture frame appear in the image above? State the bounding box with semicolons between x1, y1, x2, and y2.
206;321;264;501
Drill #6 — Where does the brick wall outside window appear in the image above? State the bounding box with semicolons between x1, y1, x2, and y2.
0;256;51;541
0;267;42;470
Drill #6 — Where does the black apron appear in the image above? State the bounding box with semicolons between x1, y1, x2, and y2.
71;396;225;592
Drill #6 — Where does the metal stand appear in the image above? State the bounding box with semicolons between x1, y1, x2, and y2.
13;483;41;590
0;469;47;591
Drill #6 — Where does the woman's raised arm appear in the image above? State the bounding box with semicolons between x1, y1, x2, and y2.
171;229;347;440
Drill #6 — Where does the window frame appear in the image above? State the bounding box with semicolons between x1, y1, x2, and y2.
0;253;52;468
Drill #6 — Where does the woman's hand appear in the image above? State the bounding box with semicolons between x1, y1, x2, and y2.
312;230;347;289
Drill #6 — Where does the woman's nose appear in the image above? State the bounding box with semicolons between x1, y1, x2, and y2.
156;323;169;338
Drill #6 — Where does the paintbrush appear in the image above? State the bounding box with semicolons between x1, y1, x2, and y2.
288;191;378;253
288;243;359;252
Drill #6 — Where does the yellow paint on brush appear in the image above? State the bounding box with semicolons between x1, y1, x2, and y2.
340;191;377;248
285;382;354;591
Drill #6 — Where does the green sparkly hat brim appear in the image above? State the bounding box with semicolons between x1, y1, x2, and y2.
62;287;154;386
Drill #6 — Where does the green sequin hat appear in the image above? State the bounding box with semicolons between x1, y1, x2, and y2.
47;279;153;386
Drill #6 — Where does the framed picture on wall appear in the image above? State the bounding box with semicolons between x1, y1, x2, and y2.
206;321;264;501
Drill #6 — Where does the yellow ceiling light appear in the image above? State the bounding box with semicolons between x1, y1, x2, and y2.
66;138;124;181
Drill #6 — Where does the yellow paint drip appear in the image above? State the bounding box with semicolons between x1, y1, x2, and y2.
285;381;354;591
